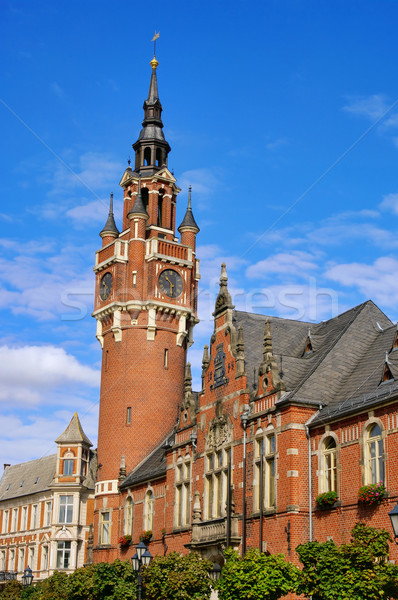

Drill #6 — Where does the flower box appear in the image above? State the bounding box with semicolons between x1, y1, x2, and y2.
118;534;132;548
139;530;153;544
316;491;338;509
358;482;385;506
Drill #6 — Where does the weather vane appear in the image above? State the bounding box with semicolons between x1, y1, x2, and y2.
151;31;160;56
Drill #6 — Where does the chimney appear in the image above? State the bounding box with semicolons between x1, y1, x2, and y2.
4;464;10;470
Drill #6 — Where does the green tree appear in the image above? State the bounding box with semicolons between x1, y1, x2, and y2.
28;571;69;600
217;548;299;600
67;564;96;600
296;523;398;600
91;559;137;600
0;580;22;600
141;551;213;600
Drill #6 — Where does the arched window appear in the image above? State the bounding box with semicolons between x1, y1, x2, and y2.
124;497;134;535
156;148;162;166
141;187;149;213
322;437;337;492
144;490;154;531
144;147;151;166
366;424;384;484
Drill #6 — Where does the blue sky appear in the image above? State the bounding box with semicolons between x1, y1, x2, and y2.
2;0;398;466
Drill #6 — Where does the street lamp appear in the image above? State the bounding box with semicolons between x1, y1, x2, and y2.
389;501;398;543
22;566;33;587
209;562;222;582
240;410;249;556
131;541;152;600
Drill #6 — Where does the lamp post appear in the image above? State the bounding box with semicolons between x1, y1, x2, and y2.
209;562;222;582
240;411;249;556
389;501;398;543
22;566;33;587
131;541;152;600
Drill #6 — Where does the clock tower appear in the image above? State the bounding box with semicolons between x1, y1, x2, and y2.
92;55;200;557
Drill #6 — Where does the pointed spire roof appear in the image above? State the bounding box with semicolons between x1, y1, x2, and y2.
132;56;171;175
178;186;200;233
55;413;92;446
100;193;119;238
127;178;149;220
147;57;160;104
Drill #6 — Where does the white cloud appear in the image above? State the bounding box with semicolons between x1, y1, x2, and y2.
246;251;319;279
380;193;398;215
325;256;398;309
0;345;100;406
343;94;389;120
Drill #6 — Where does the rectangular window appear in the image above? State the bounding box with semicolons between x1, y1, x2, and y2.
254;433;276;511
164;348;168;368
31;505;38;529
42;546;49;571
126;407;132;424
63;459;74;475
9;549;15;571
205;450;229;520
12;508;18;532
56;541;71;569
45;501;52;526
21;506;28;530
18;548;25;572
100;512;110;545
2;510;9;533
29;547;34;569
0;550;5;570
59;496;73;524
175;461;191;528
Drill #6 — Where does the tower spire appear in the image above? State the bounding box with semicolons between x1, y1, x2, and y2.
132;55;171;174
99;193;119;239
178;186;200;233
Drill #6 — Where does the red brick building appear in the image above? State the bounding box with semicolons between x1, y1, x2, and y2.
92;55;398;568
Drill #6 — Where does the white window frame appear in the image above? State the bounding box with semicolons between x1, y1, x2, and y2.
12;508;18;532
31;505;38;529
254;431;276;511
2;510;9;534
21;506;28;531
175;458;191;528
42;545;49;571
56;541;71;569
59;495;73;524
205;448;230;520
144;490;154;531
18;547;25;572
366;423;385;484
321;436;338;493
45;501;52;526
100;511;110;545
124;497;134;536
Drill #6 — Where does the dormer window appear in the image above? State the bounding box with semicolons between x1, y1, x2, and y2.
381;362;394;383
63;459;74;476
303;334;313;357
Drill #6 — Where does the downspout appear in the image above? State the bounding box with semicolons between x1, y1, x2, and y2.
305;406;322;542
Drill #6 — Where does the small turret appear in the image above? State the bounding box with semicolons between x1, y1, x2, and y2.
127;178;149;220
178;186;199;249
100;193;119;246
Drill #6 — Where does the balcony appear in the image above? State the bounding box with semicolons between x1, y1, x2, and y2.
0;571;17;582
190;516;240;547
146;238;193;265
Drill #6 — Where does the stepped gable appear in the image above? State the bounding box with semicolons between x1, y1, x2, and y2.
0;455;56;501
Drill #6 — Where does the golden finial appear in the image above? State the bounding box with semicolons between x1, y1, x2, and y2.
150;56;159;70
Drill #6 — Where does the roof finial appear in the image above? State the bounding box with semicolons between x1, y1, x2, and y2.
127;156;131;166
178;186;199;233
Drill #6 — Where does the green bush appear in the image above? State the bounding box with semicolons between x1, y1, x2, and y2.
217;548;299;600
141;551;213;600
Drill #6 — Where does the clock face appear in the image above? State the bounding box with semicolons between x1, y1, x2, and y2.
99;272;113;301
158;269;183;298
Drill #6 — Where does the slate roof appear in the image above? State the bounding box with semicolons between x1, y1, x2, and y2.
235;300;396;422
119;436;172;489
0;455;56;501
55;412;92;446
